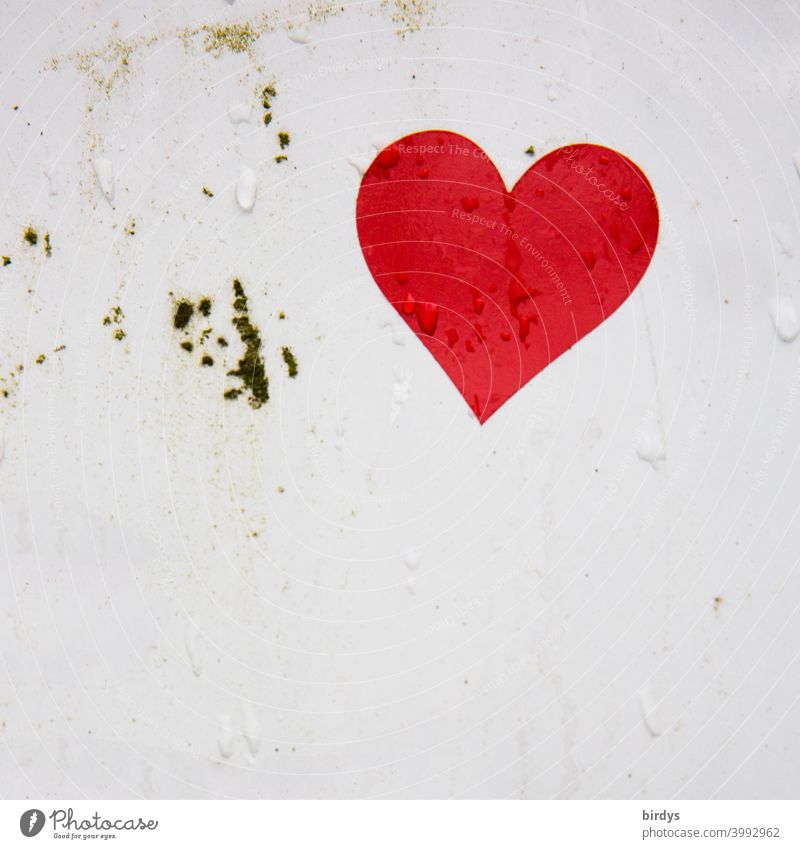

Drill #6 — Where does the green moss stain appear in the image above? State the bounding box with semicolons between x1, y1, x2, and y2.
23;227;38;246
198;297;212;317
2;256;10;266
44;233;52;257
181;340;193;352
281;346;298;378
261;83;275;126
173;299;194;329
226;278;268;408
278;131;290;149
102;305;126;339
201;354;214;367
274;154;287;164
202;186;214;197
525;145;536;157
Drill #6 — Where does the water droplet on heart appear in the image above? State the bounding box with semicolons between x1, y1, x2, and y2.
581;250;596;270
508;279;540;314
401;294;416;314
609;220;621;242
465;339;475;353
598;154;609;165
519;315;537;341
534;188;545;198
397;273;409;285
628;233;644;254
417;167;429;179
500;329;511;341
446;328;458;347
474;322;486;341
505;244;522;272
416;153;425;165
472;294;485;314
377;146;400;169
461;196;479;212
417;302;439;334
621;185;632;201
504;194;516;212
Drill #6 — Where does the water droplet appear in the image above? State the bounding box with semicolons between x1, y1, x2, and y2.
92;157;114;202
465;339;475;353
500;329;511;341
185;622;202;677
218;715;235;758
598;154;609;165
472;294;485;314
236;166;257;212
415;153;425;165
621;185;632;201
636;426;666;469
401;294;416;315
397;273;409;285
417;302;439;334
446;328;458;347
627;233;644;254
534;187;544;198
417;167;429;179
347;154;371;176
242;703;261;757
505;244;522;272
403;547;421;571
770;296;799;342
227;101;252;124
508;279;539;313
377;146;400;169
504;194;517;212
581;250;596;270
474;322;486;341
461;196;479;212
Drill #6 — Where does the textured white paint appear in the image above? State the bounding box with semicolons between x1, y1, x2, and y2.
0;0;799;803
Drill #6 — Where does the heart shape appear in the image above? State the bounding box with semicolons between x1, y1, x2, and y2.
356;131;659;423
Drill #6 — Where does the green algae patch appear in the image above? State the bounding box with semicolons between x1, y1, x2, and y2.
173;299;194;329
281;346;298;378
278;131;290;149
227;278;268;408
23;227;38;246
102;304;126;339
203;23;257;55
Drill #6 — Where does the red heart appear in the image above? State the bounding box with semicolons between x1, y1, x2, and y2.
356;131;659;423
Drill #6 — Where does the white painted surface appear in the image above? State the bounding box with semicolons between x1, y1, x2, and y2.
1;0;799;800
